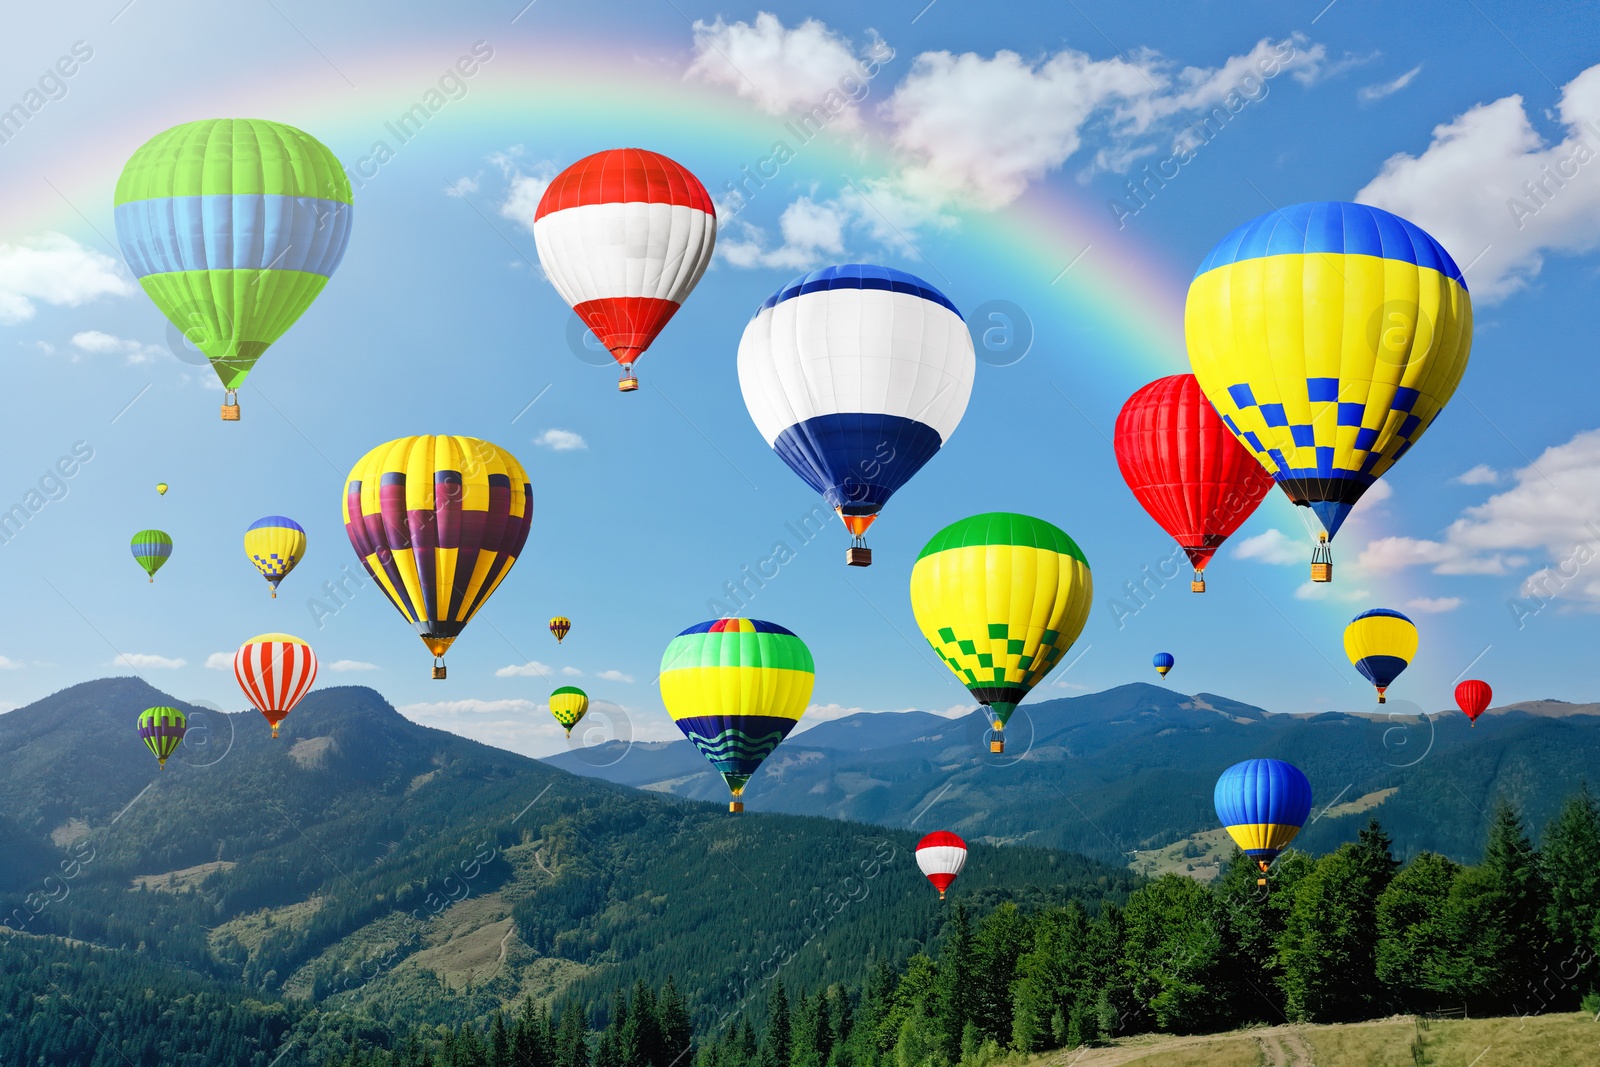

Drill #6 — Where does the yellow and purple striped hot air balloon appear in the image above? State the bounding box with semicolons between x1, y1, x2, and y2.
659;618;814;812
137;705;186;768
114;119;354;420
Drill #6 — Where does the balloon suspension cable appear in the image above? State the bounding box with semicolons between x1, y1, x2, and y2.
1310;532;1333;583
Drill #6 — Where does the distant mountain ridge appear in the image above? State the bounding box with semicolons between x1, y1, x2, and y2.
546;683;1600;865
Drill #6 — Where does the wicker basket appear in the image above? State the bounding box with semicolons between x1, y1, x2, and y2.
432;664;447;680
220;404;241;421
846;546;872;567
990;739;1004;753
729;800;744;813
1310;562;1332;583
1191;578;1206;593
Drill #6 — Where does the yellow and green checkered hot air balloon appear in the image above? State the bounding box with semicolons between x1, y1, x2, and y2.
1186;202;1472;582
244;516;306;598
910;513;1093;753
659;619;814;812
114;119;354;420
137;705;186;768
549;686;589;737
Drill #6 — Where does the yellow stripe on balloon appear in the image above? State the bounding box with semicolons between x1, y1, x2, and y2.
658;665;814;723
1222;822;1305;855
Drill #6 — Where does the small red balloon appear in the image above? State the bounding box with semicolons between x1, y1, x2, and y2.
1455;679;1492;726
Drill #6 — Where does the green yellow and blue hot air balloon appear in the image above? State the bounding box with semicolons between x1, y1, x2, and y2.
1343;608;1417;704
549;686;589;737
131;529;172;581
244;516;306;598
1186;202;1472;581
659;618;814;812
137;705;186;768
1215;758;1312;885
114;119;353;420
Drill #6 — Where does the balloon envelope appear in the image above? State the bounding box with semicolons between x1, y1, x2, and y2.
549;617;571;644
549;686;589;736
1455;679;1492;725
244;516;306;597
234;633;317;738
1186;202;1472;541
1153;652;1175;677
1343;608;1417;701
915;830;968;899
137;705;186;767
156;483;168;496
114;119;353;398
131;529;172;581
1214;758;1312;869
1114;374;1274;580
659;618;814;798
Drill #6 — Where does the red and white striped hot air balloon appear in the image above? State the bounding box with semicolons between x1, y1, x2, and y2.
916;831;968;900
234;633;318;739
533;148;717;393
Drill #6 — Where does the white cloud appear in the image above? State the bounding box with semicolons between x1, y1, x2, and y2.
328;660;378;672
1455;464;1500;486
534;428;587;452
204;652;233;670
444;175;479;198
1355;427;1600;602
1357;62;1600;301
687;13;883;130
0;233;131;325
0;655;22;670
718;197;847;270
495;661;554;678
486;150;559;236
1358;64;1422;104
1405;596;1463;613
399;696;676;756
792;701;922;732
113;653;186;669
562;666;584;677
597;669;634;683
70;330;162;365
1293;581;1371;602
1234;529;1305;566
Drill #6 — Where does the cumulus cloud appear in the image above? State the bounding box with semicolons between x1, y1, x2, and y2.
113;653;186;669
1455;464;1501;486
399;696;676;756
1356;427;1600;603
561;666;583;677
496;661;555;678
444;175;479;198
687;13;887;130
1406;596;1463;613
328;660;379;672
1358;62;1600;300
0;655;22;670
71;330;162;365
1293;581;1371;602
0;234;131;325
533;429;587;451
1358;64;1422;104
718;197;847;269
204;652;233;670
597;669;634;683
1234;529;1305;566
485;150;559;236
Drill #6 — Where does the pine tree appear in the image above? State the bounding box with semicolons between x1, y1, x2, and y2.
761;981;791;1067
490;1014;513;1067
932;905;973;1062
1542;784;1600;1002
623;980;662;1067
969;902;1028;1045
659;976;694;1067
555;1000;592;1067
1443;802;1551;1015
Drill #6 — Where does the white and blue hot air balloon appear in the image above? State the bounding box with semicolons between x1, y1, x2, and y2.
737;264;975;567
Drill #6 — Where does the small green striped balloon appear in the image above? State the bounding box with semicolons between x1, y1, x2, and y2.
131;529;172;581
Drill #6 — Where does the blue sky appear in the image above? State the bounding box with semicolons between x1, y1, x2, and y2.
2;0;1599;758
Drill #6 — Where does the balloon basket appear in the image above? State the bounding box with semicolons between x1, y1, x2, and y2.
618;377;638;393
729;800;744;813
432;664;447;680
221;405;240;421
846;546;872;567
989;739;1004;753
1257;877;1267;886
1310;535;1332;582
1191;578;1206;593
1310;562;1332;582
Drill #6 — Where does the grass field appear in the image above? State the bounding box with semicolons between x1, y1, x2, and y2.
1026;1012;1600;1065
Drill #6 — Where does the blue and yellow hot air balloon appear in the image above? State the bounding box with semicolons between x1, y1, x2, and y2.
549;686;588;737
131;529;172;581
1343;608;1417;704
1153;652;1175;679
1215;758;1312;884
245;516;306;598
910;513;1092;753
659;619;814;812
114;119;353;420
1186;202;1472;581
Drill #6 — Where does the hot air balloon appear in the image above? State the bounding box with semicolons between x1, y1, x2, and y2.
915;831;967;900
343;436;533;679
549;686;589;737
156;482;168;496
137;705;186;768
739;265;975;567
533;148;716;392
659;618;814;812
1455;679;1492;727
234;633;317;738
549;617;571;644
1344;608;1417;704
1114;374;1275;592
114;119;353;420
910;513;1092;753
131;529;172;581
1214;758;1312;885
1185;202;1472;582
1153;652;1175;679
244;516;306;598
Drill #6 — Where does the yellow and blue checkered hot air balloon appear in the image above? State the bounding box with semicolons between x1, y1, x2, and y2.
1343;608;1418;705
1185;202;1473;581
909;513;1093;754
244;516;306;598
659;618;814;812
1215;758;1312;884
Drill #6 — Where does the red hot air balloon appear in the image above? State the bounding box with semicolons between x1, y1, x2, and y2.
1455;679;1492;727
915;831;967;900
533;148;717;393
1114;374;1276;592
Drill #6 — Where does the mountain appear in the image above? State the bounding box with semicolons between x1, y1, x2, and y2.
545;683;1600;866
0;677;1133;1042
